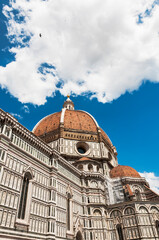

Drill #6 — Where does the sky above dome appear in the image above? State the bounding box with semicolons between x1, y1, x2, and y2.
0;0;159;192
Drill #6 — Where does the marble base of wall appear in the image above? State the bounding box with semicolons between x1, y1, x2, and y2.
66;232;74;240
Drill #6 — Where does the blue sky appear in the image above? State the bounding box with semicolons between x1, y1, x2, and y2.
0;0;159;192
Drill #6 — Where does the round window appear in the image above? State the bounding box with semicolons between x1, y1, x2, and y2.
76;142;90;156
77;147;86;154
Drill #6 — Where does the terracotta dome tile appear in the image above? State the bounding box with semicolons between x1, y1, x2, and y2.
64;110;97;132
33;112;61;136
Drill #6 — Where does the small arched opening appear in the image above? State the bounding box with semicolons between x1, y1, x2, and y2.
76;231;83;240
88;164;93;172
78;164;83;171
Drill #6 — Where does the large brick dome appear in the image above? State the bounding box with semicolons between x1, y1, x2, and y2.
33;109;112;146
33;97;112;146
110;165;141;178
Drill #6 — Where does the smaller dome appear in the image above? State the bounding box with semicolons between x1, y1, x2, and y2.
110;165;141;178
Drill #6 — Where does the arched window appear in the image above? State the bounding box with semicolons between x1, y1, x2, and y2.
78;164;83;171
156;220;159;236
18;172;32;219
88;164;93;172
116;224;124;240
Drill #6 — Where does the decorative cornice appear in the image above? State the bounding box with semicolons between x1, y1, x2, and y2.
121;176;149;186
0;108;52;155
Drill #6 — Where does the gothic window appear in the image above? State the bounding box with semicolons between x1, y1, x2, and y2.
135;189;141;201
67;192;72;230
18;172;32;219
156;220;159;236
116;224;124;240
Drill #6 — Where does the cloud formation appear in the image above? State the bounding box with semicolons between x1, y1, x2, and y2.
10;112;23;120
1;0;159;105
22;105;30;113
140;172;159;194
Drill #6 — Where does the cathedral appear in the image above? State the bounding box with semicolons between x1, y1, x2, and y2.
0;96;159;240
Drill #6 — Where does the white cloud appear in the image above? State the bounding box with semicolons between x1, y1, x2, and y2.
1;0;159;104
22;105;30;113
10;112;23;120
140;172;159;194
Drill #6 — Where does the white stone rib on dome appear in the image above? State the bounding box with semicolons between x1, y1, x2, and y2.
60;108;66;123
59;109;99;128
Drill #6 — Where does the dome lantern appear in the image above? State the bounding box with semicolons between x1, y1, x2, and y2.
63;95;74;110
